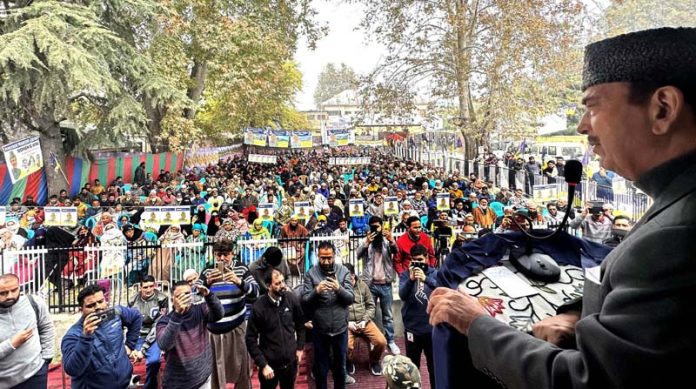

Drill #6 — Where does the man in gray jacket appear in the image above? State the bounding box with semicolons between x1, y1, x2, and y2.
356;216;400;355
301;241;354;389
0;274;55;389
428;27;696;389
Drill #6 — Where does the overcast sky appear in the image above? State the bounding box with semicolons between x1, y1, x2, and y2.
293;1;385;111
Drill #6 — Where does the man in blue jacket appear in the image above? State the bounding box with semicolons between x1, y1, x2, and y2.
61;283;142;389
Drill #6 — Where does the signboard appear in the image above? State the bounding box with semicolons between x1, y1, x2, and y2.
258;203;275;221
2;136;43;183
327;129;352;147
248;154;277;164
384;196;400;216
328;157;371;166
44;207;77;227
293;201;312;220
291;131;313;148
243;128;268;146
532;184;559;203
349;199;364;217
268;130;290;148
436;193;450;211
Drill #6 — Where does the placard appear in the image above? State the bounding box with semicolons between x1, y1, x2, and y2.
384;196;400;216
293;201;312;220
349;199;364;217
248;154;277;164
436;193;450;211
2;136;43;183
532;184;558;203
44;207;77;227
258;203;275;221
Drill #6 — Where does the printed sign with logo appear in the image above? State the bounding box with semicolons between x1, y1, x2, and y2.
258;203;275;221
436;193;451;211
2;136;43;183
349;199;364;217
293;201;312;220
384;196;400;216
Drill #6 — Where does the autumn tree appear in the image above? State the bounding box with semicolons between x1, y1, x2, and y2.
313;63;359;107
353;0;586;158
600;0;696;37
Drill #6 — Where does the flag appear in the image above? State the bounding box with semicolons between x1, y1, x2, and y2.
514;139;527;158
49;151;60;172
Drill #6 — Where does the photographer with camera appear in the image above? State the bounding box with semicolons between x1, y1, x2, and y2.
356;216;400;355
61;283;143;389
399;244;437;388
569;201;613;243
432;211;453;264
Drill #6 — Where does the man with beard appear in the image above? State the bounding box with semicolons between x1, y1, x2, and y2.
301;242;355;389
0;274;55;389
246;269;306;389
356;216;399;354
249;246;291;296
326;196;344;230
394;217;436;275
128;275;168;389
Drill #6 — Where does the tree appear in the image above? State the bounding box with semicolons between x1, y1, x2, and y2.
313;63;358;107
0;0;182;193
145;0;326;151
352;0;586;158
600;0;696;37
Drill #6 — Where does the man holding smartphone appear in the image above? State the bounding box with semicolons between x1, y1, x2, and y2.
399;244;437;388
61;283;143;389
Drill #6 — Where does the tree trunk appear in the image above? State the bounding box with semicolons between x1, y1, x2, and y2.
454;1;477;160
38;124;67;197
144;95;166;153
184;60;208;120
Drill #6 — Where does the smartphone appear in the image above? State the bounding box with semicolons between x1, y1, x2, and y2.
97;308;116;324
326;271;336;281
216;261;226;274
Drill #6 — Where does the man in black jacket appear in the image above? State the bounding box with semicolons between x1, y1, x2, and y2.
246;269;305;389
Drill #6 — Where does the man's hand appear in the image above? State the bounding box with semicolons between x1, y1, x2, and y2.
296;350;304;364
223;271;241;285
348;321;358;332
315;282;330;294
82;313;101;337
131;349;144;362
325;278;340;291
384;230;394;242
174;292;192;314
412;268;426;282
262;365;274;380
206;269;223;285
197;285;210;297
10;328;34;348
532;312;580;348
427;287;488;336
365;232;376;245
358;320;367;330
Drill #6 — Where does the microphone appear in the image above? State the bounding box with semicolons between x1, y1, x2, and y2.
508;160;582;282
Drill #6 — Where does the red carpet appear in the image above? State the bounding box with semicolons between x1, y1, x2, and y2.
48;337;431;388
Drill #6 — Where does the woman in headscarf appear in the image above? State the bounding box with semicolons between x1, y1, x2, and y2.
207;210;221;237
122;223;156;286
230;210;249;235
62;225;98;288
99;222;127;279
117;213;131;229
154;224;185;283
215;218;239;242
248;218;271;240
185;223;208;271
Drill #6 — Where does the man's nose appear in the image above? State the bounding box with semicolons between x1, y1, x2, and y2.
577;110;590;135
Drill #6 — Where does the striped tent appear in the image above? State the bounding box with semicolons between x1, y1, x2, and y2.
0;163;48;205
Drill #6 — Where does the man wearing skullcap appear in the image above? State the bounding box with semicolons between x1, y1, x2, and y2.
382;355;421;389
428;27;696;388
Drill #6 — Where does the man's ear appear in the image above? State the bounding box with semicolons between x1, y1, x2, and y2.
650;86;684;136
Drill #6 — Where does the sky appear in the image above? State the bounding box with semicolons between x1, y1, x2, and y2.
293;1;386;111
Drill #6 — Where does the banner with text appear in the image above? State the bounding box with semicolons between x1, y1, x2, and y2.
244;128;268;147
2;137;43;184
291;131;313;148
329;157;371;166
248;154;277;164
268;130;290;148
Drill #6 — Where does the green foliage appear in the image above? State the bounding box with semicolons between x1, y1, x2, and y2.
601;0;696;37
313;63;359;107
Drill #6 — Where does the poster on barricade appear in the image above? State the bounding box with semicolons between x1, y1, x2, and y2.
291;131;313;148
258;203;274;221
384;196;400;216
159;207;178;225
293;201;312;220
2;136;43;184
248;154;278;164
436;193;450;211
243;128;268;146
142;207;161;226
533;184;558;203
174;206;191;225
61;208;78;227
268;130;290;148
349;199;364;217
44;207;61;226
